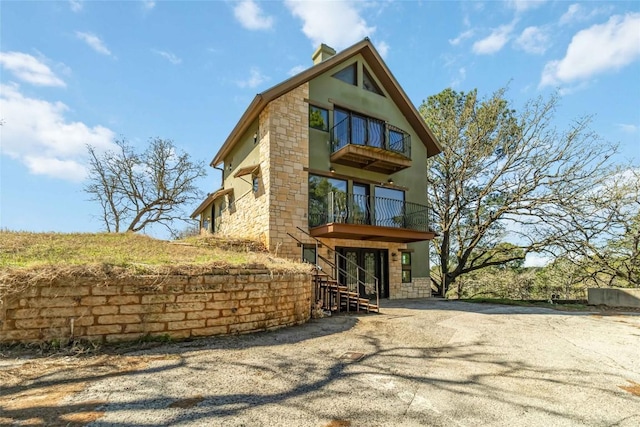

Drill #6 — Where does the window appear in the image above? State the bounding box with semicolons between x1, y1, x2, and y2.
375;187;405;228
389;126;409;154
252;176;259;193
308;175;347;227
309;105;329;131
332;63;357;85
302;244;317;265
363;67;384;96
401;252;412;283
332;108;385;151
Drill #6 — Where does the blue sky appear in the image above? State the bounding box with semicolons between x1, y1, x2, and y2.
1;0;639;238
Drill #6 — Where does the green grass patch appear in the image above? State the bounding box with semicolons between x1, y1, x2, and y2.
0;231;310;303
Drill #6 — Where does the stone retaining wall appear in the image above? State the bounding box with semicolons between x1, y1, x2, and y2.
0;270;312;344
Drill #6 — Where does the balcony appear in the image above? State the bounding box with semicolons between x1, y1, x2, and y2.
330;116;412;174
309;191;435;243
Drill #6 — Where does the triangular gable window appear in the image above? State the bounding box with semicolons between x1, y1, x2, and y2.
363;67;384;96
332;63;357;86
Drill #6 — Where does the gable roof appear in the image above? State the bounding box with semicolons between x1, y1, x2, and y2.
211;38;442;167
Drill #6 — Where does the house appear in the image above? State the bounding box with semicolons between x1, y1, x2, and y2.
191;38;442;311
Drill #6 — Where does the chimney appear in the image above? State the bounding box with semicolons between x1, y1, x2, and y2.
312;44;336;65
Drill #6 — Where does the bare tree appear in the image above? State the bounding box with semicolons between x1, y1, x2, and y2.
547;168;639;287
420;87;616;297
85;138;206;235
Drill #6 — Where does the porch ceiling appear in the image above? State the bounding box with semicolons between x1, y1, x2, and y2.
309;223;435;243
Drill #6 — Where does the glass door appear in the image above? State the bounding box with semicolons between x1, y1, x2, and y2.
351;183;370;225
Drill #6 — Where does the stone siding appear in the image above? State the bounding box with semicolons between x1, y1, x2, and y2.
393;277;432;300
0;270;312;344
265;84;310;259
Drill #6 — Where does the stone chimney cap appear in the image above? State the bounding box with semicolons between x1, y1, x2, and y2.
312;44;337;65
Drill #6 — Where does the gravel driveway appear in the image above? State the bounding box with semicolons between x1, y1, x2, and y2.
2;300;640;426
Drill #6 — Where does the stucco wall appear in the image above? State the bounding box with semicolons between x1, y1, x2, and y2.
0;270;313;344
588;288;640;308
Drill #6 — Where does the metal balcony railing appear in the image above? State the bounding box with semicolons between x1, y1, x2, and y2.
330;116;411;158
309;191;430;231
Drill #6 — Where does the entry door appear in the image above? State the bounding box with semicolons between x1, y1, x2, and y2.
338;248;389;299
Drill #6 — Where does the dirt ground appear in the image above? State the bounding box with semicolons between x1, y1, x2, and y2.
1;300;639;426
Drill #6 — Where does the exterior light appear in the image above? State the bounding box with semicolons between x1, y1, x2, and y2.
330;166;336;173
388;178;394;185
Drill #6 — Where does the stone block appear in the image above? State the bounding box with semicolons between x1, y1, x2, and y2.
141;294;175;304
39;306;92;318
86;324;122;335
187;310;220;320
92;306;119;315
167;319;206;331
7;308;40;319
165;302;205;312
206;300;239;310
40;286;90;297
98;314;141;325
92;286;121;296
108;295;141;305
124;323;166;333
80;296;107;306
176;293;212;303
119;304;165;314
27;297;79;308
185;283;223;293
15;317;68;329
144;312;185;322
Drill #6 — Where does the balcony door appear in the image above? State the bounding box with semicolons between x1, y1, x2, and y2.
351;183;370;225
337;247;389;299
374;186;405;228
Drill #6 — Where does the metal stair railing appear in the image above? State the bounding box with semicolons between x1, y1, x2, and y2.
294;226;379;313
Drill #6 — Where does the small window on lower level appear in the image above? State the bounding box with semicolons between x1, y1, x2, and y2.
302;244;317;265
401;252;411;283
252;176;259;193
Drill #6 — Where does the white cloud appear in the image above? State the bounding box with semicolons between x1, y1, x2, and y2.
616;123;638;134
508;0;547;13
376;40;389;58
540;13;640;87
142;0;155;11
69;0;83;12
515;26;550;55
236;67;268;89
559;3;613;26
449;29;474;46
472;22;516;55
285;0;375;50
0;51;66;87
152;49;182;65
0;83;116;181
233;0;274;31
287;65;306;76
75;31;112;56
